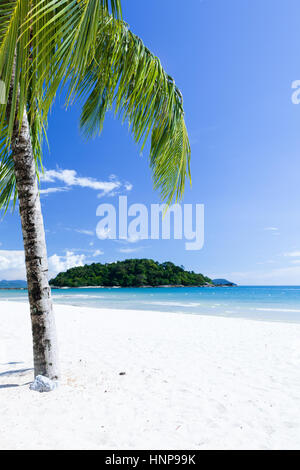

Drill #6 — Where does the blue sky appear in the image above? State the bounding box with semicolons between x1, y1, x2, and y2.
1;0;300;284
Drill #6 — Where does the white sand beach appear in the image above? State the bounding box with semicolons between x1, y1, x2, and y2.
1;300;300;450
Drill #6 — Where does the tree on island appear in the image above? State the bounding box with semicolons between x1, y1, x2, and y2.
0;1;191;384
50;259;212;288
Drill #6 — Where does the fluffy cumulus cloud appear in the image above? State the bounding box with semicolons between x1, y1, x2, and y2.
0;250;26;280
48;251;86;278
0;249;86;281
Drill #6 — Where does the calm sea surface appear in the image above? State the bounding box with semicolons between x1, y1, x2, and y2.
2;286;300;323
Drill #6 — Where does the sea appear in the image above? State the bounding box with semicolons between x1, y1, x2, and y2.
2;286;300;324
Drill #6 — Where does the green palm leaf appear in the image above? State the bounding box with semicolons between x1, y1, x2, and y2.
0;0;191;209
0;128;16;212
76;19;191;204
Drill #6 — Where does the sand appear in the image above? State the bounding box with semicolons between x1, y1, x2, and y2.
1;300;300;450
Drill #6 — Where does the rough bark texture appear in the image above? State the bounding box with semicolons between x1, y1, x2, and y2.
11;109;60;381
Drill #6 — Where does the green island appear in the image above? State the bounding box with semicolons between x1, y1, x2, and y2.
50;259;213;288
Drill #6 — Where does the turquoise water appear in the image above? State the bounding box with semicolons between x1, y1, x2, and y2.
2;286;300;323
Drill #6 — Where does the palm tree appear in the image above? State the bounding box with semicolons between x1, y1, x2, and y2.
0;0;191;383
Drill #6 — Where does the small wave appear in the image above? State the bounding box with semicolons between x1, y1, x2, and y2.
146;301;202;308
0;296;26;301
53;294;105;300
255;307;300;313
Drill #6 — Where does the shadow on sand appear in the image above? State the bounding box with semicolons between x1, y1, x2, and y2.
0;366;33;389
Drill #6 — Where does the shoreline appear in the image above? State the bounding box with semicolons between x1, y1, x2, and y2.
0;285;216;290
2;297;300;326
1;300;300;449
0;284;236;291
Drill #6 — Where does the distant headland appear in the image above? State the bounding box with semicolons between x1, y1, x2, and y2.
0;280;27;289
212;279;237;287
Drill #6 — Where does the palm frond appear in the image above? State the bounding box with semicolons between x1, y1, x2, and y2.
0;0;122;146
0;128;16;213
42;15;191;204
26;3;190;204
74;19;191;204
0;1;190;210
0;0;122;211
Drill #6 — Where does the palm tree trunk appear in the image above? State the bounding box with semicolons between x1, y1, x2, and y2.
11;108;60;381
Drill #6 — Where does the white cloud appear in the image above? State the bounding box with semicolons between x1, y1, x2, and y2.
96;227;112;239
0;250;26;280
124;182;133;191
48;251;86;278
75;229;94;236
118;247;142;254
263;227;280;235
0;249;88;281
0;245;121;282
97;184;133;199
114;234;143;244
40;187;70;195
284;251;300;257
93;249;104;257
97;191;111;199
222;264;300;285
113;234;143;246
41;168;120;194
40;168;133;199
126;234;142;243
